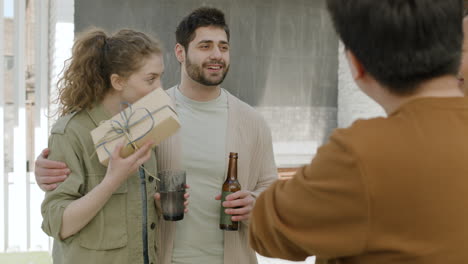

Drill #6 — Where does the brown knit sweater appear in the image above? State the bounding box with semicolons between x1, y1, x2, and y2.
250;96;468;264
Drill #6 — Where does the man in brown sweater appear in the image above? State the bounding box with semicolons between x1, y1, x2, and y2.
249;0;468;263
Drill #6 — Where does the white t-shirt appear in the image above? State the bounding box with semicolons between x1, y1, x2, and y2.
171;86;228;264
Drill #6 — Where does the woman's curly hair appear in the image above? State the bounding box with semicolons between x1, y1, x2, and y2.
56;28;162;116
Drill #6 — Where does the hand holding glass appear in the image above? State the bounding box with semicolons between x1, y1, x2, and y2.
158;170;186;221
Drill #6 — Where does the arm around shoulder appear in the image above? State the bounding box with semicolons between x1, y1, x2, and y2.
41;132;86;240
35;148;70;192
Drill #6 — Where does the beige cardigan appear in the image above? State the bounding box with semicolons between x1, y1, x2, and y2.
155;87;278;264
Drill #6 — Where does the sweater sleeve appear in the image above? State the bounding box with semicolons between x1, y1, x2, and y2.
250;117;278;198
155;130;182;172
155;86;182;172
249;130;369;261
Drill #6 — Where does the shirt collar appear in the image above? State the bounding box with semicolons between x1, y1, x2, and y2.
86;103;112;127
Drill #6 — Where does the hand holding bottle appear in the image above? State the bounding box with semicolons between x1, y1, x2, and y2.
216;190;255;221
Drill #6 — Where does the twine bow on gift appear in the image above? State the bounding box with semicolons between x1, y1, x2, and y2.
93;102;176;181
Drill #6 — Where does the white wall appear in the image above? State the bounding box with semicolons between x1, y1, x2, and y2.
49;0;74;120
337;42;385;128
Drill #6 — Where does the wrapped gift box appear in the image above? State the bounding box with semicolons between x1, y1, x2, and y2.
91;88;180;166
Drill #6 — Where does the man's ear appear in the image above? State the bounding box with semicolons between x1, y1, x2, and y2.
110;73;125;92
345;50;365;81
175;43;186;63
463;16;468;41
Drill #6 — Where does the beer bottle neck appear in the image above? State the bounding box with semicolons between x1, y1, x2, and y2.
227;158;238;180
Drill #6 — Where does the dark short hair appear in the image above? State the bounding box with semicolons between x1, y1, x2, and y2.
175;7;230;51
327;0;463;95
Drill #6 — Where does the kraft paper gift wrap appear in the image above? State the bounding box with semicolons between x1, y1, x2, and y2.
91;88;180;166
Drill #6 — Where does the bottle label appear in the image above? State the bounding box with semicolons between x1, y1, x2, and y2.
220;191;235;225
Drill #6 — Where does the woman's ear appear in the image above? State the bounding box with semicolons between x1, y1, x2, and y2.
110;73;125;92
175;43;185;63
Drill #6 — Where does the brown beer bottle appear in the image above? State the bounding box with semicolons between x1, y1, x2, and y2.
220;152;241;230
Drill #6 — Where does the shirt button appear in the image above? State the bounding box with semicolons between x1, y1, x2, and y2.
151;222;156;229
148;177;154;182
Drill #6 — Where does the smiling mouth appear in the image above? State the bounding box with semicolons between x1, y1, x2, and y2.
206;65;223;70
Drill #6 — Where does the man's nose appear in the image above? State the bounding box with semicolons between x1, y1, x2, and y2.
210;47;222;59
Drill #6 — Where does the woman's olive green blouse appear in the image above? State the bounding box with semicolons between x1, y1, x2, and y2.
41;104;160;264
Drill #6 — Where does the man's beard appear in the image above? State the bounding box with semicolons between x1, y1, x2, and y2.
185;56;230;86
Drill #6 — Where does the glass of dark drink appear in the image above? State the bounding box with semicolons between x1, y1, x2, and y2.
158;170;186;221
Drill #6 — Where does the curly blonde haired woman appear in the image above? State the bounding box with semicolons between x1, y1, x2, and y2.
41;28;186;264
